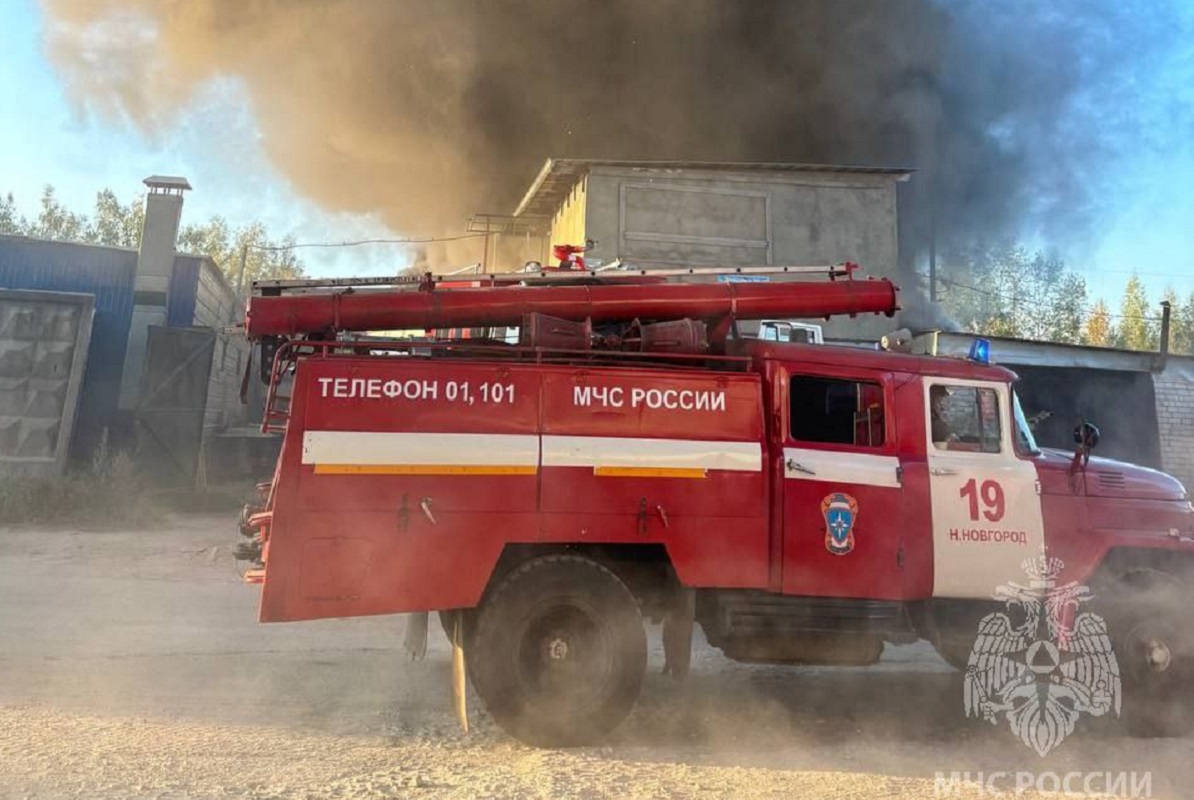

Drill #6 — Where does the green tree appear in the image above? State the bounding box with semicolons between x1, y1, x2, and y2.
1082;298;1115;347
27;186;86;242
938;241;1086;343
1176;291;1194;356
177;219;303;288
0;185;304;285
88;189;143;248
0;192;23;234
1115;273;1156;351
1034;269;1087;344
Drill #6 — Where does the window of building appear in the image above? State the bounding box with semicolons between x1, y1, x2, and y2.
789;375;885;447
929;384;1002;453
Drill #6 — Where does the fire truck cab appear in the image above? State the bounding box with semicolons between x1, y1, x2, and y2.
241;266;1194;747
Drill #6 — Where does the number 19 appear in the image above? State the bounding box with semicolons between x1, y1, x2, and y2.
960;478;1005;522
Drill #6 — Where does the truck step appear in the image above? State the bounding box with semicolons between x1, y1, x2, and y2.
698;591;914;638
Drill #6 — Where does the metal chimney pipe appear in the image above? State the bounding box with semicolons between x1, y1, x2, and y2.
1156;300;1172;371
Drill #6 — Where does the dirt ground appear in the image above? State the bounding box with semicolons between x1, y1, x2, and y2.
0;515;1188;799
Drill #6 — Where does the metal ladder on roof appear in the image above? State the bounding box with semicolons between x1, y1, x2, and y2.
252;262;860;294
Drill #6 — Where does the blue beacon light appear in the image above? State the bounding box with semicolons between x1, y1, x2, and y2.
968;337;991;365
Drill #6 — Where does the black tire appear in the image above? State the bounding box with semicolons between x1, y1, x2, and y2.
1105;571;1194;738
468;555;647;747
925;601;1001;672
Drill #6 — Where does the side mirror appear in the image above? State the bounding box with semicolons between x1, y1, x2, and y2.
1070;420;1100;472
1073;420;1100;450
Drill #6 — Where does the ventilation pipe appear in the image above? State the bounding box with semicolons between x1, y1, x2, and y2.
1154;299;1172;372
118;175;190;409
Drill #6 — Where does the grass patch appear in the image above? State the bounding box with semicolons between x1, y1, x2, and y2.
0;434;162;528
157;484;254;514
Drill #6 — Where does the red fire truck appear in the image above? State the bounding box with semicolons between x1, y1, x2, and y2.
241;264;1194;746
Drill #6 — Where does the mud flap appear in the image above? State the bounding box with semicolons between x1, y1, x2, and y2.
662;588;695;680
403;612;429;661
451;612;469;733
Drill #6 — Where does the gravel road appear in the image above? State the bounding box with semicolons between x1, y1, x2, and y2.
0;515;1187;798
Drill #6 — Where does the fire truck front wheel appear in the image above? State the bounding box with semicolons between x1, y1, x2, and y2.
468;555;647;747
1107;570;1194;738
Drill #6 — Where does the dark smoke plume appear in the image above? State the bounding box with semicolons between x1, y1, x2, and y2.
39;0;1187;269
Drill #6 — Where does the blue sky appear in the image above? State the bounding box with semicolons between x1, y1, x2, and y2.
2;0;1192;306
0;0;398;276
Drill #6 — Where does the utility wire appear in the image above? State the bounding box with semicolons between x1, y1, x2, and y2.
936;275;1164;322
248;233;488;251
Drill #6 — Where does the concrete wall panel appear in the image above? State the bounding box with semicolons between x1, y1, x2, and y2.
619;183;770;265
580;166;902;339
0;289;94;477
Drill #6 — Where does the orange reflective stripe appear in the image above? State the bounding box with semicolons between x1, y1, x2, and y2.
592;467;707;479
312;464;537;476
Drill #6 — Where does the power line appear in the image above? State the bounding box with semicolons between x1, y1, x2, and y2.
936;276;1164;322
1079;267;1194;278
248;233;488;251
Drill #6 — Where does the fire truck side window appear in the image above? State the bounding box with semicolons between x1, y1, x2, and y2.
930;384;1002;453
789;375;885;447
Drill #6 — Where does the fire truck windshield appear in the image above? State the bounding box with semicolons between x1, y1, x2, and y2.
1012;390;1041;456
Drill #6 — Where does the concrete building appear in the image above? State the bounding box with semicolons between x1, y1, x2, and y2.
0;176;250;481
932;332;1194;493
511;159;912;338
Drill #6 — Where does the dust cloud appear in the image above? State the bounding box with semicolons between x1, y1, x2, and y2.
2;508;1188;798
38;0;1187;265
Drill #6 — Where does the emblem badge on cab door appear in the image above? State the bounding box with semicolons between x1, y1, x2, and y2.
821;492;858;555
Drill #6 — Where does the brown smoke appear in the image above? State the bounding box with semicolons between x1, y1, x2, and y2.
38;0;1171;263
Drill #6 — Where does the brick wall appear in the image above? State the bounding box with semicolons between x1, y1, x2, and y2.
1154;358;1194;491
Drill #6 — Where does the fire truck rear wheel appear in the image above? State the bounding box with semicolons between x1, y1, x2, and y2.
468;555;647;747
1108;571;1194;738
925;601;1001;672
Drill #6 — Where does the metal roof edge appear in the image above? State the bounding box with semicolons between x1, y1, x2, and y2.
0;233;138;255
546;158;913;175
513;158;558;217
175;252;239;300
512;158;914;217
934;331;1162;371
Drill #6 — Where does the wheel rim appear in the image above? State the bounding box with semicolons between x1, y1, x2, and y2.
1144;638;1173;673
1124;620;1182;683
516;601;615;716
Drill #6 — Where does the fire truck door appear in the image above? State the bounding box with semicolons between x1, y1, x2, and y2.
781;372;905;599
923;378;1045;598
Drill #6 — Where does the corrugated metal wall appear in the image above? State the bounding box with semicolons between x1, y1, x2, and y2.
0;237;137;457
167;256;200;327
0;238;254;468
